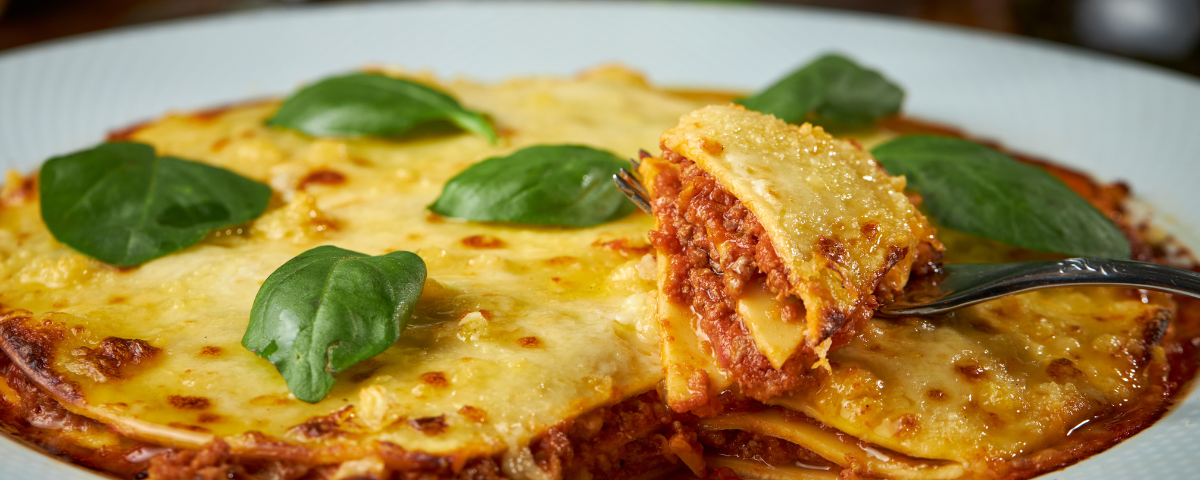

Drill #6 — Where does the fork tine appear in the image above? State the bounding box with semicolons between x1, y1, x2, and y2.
618;168;650;199
614;168;652;214
630;150;653;173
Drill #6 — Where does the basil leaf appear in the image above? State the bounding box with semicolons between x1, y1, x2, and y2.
429;145;635;227
267;73;497;143
242;246;426;403
737;54;903;129
38;142;272;267
872;136;1131;259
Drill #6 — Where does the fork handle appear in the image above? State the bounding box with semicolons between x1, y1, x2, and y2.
880;258;1200;316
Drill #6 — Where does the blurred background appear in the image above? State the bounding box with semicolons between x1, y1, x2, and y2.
1;0;1199;78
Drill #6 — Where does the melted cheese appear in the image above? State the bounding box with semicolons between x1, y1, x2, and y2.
0;67;710;460
772;286;1170;465
659;105;933;366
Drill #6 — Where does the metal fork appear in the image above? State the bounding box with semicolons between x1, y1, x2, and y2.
612;164;1200;315
615;152;653;215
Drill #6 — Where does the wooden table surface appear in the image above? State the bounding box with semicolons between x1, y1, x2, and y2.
1;0;1198;78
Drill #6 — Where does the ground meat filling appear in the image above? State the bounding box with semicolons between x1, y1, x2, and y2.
649;148;823;401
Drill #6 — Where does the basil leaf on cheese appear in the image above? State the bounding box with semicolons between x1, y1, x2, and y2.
267;73;497;143
738;53;903;129
872;136;1131;259
429;145;635;227
243;246;426;403
39;142;272;267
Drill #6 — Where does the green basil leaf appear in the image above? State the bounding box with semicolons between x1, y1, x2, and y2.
38;142;272;267
267;73;497;143
429;145;635;227
872;136;1131;259
242;246;426;403
737;54;903;129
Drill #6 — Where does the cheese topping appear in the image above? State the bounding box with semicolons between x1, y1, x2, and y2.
773;284;1171;464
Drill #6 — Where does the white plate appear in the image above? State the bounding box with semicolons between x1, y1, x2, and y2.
1;1;1198;479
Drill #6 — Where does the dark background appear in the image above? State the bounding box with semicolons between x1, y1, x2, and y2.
2;0;1199;78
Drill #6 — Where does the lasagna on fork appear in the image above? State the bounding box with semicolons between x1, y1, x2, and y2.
642;105;942;411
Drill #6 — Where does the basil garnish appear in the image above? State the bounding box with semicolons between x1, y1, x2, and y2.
39;142;272;267
429;145;635;227
267;73;497;143
738;54;903;129
872;136;1131;259
242;246;426;403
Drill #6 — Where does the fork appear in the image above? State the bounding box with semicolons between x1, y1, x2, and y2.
613;162;1200;316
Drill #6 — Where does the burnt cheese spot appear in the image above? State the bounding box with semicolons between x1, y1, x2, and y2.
517;336;542;348
167;422;211;433
426;214;445;223
197;413;221;424
107;296;127;305
927;388;947;401
291;406;355;438
350;368;379;383
74;337;162;382
409;415;448;436
894;413;921;437
700;138;724;155
189;104;235;123
458;405;488;424
817;235;848;266
970;319;1000;334
1046;358;1085;381
545;256;578;266
168;395;211;410
298;169;347;190
419;371;449;388
249;395;291;407
210;137;230;152
1;174;37;206
817;307;849;340
461;235;506;249
1141;308;1172;348
495;126;517;139
199;346;222;357
592;238;654;257
860;222;879;241
955;364;988;382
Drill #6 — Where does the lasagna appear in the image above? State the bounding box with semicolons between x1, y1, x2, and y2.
642;105;941;411
0;66;1196;480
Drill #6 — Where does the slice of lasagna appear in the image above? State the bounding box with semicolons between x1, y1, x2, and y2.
642;105;941;411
